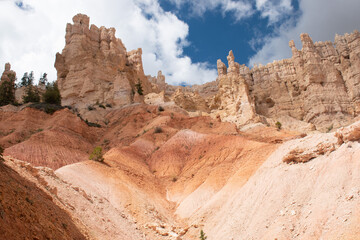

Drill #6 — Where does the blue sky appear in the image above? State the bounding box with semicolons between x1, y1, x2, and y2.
0;0;359;85
160;0;300;68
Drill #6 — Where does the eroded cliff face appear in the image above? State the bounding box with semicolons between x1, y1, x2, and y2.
54;13;360;132
169;31;360;131
210;51;258;127
55;14;152;108
239;31;360;131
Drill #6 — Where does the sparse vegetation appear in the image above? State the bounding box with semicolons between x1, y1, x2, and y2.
0;145;4;161
275;121;282;130
158;106;164;112
105;103;112;108
154;127;163;133
87;105;95;111
28;103;64;114
84;119;101;128
135;81;143;95
89;146;104;162
199;230;207;240
99;104;105;109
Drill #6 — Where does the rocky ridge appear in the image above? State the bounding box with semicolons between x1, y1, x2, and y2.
52;14;360;132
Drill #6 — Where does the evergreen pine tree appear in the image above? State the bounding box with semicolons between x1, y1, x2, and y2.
21;72;28;87
39;73;48;85
43;82;61;105
0;73;16;106
23;85;40;103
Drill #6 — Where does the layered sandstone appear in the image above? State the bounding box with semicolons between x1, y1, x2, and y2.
55;14;152;108
241;31;360;131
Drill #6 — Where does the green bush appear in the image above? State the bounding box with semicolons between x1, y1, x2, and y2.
43;82;61;105
275;121;282;130
154;127;163;133
199;230;207;240
89;146;104;162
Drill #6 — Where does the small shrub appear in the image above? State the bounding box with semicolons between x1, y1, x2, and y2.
105;103;112;108
0;145;4;161
89;146;104;162
275;121;282;130
135;81;143;95
154;127;163;133
327;124;333;132
42;82;61;105
103;139;110;145
84;119;101;128
28;103;64;115
87;105;95;111
99;104;105;109
199;230;207;240
172;176;178;182
158;106;164;112
25;197;34;205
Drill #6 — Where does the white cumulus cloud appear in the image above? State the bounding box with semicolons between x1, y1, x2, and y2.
0;0;217;85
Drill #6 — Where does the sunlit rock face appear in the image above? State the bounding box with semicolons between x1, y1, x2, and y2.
55;14;152;109
215;31;360;131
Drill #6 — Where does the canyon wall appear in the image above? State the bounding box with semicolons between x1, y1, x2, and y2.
54;14;360;131
55;14;152;108
148;31;360;131
238;31;360;131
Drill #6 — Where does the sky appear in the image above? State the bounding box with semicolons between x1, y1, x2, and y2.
0;0;359;86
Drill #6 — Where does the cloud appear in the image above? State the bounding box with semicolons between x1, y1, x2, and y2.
255;0;293;24
249;0;360;66
168;0;253;21
168;0;294;23
0;0;217;85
